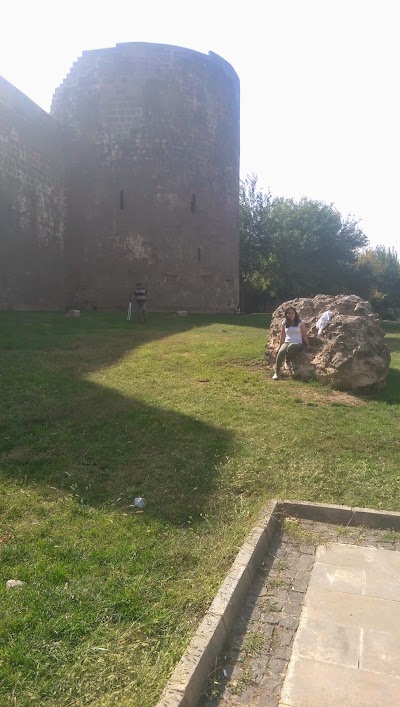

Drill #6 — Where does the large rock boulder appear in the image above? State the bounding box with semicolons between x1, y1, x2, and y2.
265;294;391;390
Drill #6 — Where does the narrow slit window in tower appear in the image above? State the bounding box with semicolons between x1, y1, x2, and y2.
190;194;196;213
120;190;124;210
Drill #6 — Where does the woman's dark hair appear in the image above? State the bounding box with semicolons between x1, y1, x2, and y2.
284;306;300;328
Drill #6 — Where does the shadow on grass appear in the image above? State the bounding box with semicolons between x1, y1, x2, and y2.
382;320;400;332
384;336;400;354
0;311;249;525
370;367;400;405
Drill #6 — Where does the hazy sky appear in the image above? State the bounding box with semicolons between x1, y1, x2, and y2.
1;0;399;253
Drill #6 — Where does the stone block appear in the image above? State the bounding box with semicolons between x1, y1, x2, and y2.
267;658;287;676
273;646;292;660
297;555;314;571
209;564;253;630
157;611;227;707
280;500;353;525
352;507;400;530
156;685;189;707
279;630;293;647
258;696;280;706
279;617;299;631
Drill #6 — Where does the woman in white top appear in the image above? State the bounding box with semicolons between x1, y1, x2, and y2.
273;306;310;380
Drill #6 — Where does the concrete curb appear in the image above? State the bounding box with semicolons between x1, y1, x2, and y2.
156;500;280;707
156;499;400;707
280;499;400;530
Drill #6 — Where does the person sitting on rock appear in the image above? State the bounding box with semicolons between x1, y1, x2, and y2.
272;306;311;380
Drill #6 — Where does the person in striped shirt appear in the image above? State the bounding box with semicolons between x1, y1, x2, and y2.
134;283;148;322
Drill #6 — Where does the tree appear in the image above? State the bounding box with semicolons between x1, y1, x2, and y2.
239;175;368;308
239;175;273;310
266;198;367;301
356;246;400;319
239;175;271;282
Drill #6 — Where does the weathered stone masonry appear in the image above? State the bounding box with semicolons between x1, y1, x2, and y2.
0;43;240;312
0;78;66;310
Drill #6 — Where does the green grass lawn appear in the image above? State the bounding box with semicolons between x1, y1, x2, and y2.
1;312;399;706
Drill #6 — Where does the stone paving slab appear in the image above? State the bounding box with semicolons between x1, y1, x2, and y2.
316;542;400;570
279;657;400;707
281;543;400;706
290;617;361;667
200;518;400;707
315;543;400;601
361;629;400;675
302;585;400;633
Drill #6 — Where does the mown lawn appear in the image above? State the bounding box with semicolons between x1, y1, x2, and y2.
0;312;399;705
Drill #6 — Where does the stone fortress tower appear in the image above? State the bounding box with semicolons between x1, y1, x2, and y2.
0;43;240;312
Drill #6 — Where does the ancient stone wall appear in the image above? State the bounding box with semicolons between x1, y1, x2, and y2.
0;77;66;310
51;43;240;311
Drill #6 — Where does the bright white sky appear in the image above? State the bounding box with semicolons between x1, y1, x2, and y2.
1;0;399;253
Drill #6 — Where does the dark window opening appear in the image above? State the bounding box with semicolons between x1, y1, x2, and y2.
190;194;196;213
198;247;201;263
120;190;124;210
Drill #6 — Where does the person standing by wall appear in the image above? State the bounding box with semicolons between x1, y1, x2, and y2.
134;282;148;322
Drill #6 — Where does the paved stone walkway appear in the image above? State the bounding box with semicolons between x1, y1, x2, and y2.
281;543;400;705
200;517;400;707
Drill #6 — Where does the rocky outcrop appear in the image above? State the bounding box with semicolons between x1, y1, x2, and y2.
265;295;391;390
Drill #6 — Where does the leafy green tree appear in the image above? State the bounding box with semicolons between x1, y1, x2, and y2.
266;198;367;301
239;175;274;310
239;175;271;282
239;175;368;308
356;246;400;319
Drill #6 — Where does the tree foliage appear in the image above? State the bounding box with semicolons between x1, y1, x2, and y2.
239;175;271;283
355;246;400;319
239;175;368;308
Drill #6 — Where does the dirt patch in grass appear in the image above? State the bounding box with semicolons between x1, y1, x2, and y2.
233;359;366;406
292;387;366;407
231;358;266;371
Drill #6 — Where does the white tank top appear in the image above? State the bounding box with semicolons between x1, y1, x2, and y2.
284;320;303;344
